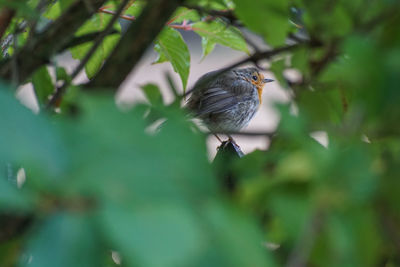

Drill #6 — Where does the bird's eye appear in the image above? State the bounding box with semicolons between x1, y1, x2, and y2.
252;75;258;81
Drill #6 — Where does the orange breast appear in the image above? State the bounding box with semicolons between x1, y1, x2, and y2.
256;86;263;105
251;80;263;105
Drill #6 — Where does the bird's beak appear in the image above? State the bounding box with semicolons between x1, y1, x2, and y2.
263;78;274;83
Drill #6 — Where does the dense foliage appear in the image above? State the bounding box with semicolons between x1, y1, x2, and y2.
1;0;399;266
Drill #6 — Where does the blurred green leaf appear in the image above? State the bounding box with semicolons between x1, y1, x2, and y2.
32;66;54;107
200;202;276;267
303;3;353;40
311;210;381;266
154;27;190;90
0;0;38;19
101;204;205;267
21;213;102;267
192;20;249;54
297;89;344;125
141;83;163;106
270;58;287;88
59;0;75;10
232;0;291;46
55;66;71;82
291;47;310;76
0;174;32;211
0;88;66;178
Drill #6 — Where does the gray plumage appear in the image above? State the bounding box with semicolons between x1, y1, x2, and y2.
187;68;262;133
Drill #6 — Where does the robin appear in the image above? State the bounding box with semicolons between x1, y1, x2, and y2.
187;67;274;142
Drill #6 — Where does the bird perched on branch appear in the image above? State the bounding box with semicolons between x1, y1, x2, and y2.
187;67;273;143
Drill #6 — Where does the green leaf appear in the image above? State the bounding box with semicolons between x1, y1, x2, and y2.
59;0;75;10
55;66;71;82
124;1;145;17
22;213;102;267
63;95;215;202
141;83;163;106
154;27;190;90
43;2;61;20
232;0;291;46
303;3;353;40
100;204;205;267
32;66;54;107
0;88;66;177
297;89;344;124
270;58;287;88
201;202;277;267
201;36;217;60
169;7;201;24
291;47;310;75
0;174;32;211
192;21;249;54
70;14;121;79
43;0;76;19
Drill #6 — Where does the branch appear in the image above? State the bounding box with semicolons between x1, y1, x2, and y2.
84;0;183;90
182;4;239;26
209;131;276;138
98;6;135;21
46;0;131;109
0;213;33;243
0;8;15;40
0;0;107;85
59;29;120;51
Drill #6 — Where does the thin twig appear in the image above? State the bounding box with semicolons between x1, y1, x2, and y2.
98;7;135;21
98;7;196;31
46;0;130;109
209;131;276;138
60;29;120;51
182;4;238;24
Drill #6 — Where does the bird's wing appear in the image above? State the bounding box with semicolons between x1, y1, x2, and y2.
188;73;257;116
195;87;237;116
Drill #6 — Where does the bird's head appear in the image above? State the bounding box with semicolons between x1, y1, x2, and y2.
236;67;274;104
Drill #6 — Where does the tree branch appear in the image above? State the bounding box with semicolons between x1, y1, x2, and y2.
209;131;276;138
0;213;33;243
59;29;120;52
0;8;15;40
46;0;131;109
0;0;107;85
84;0;183;90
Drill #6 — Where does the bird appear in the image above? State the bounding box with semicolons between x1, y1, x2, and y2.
187;67;274;143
